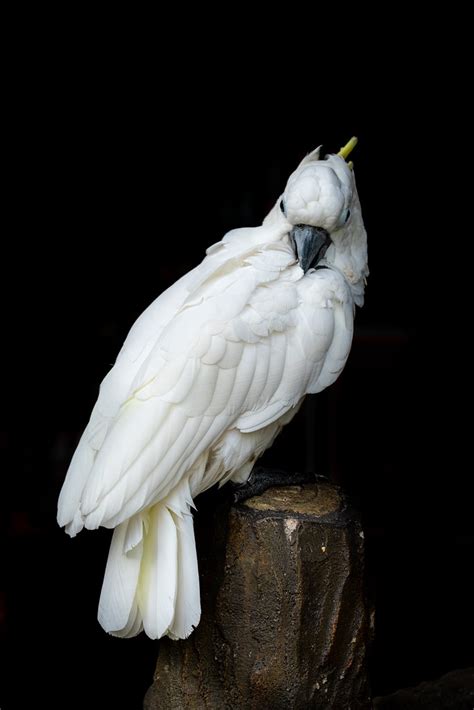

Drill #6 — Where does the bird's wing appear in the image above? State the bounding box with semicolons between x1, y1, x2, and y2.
59;229;352;535
58;230;278;533
57;267;201;534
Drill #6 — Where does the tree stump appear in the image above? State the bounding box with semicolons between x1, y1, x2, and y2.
144;482;370;709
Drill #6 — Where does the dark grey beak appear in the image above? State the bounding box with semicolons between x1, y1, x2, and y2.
289;224;332;273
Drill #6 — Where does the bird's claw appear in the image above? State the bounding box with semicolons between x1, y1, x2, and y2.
233;467;328;504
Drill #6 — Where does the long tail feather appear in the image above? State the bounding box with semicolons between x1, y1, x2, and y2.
137;504;178;639
168;511;201;639
98;519;143;636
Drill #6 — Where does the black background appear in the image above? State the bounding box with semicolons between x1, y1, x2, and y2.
1;52;470;709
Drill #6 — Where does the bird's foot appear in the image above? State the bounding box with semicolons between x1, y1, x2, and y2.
233;467;328;504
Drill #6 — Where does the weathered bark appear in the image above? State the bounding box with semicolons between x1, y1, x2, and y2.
144;483;370;709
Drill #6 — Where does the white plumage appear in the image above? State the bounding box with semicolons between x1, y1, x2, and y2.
57;145;368;640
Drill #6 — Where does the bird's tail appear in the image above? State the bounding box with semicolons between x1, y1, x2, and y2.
98;496;200;640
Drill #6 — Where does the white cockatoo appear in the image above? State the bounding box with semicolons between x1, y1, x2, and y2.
58;138;368;640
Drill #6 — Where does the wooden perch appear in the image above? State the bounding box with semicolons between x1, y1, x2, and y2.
144;482;371;709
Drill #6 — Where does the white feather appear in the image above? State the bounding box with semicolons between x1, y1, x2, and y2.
167;512;201;640
137;504;178;639
98;521;143;636
57;427;95;533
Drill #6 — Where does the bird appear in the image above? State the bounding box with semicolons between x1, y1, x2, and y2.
57;138;368;641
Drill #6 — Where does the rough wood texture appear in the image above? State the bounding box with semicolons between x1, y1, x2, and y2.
144;483;370;709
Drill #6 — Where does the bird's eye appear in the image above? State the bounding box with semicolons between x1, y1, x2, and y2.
280;199;287;216
344;209;351;223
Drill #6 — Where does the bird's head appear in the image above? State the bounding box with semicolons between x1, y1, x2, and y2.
264;138;368;305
